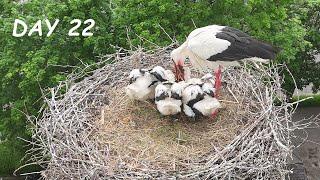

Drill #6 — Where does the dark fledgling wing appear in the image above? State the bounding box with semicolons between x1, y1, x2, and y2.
150;72;167;82
155;91;169;101
171;92;182;100
186;92;205;108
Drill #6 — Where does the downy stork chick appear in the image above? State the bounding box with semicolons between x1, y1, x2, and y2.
182;84;205;118
182;78;221;118
165;70;176;82
186;78;203;86
187;74;217;97
155;81;186;116
126;68;157;101
126;66;176;101
150;66;175;82
201;73;217;97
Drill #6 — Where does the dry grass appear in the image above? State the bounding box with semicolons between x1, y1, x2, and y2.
98;87;243;173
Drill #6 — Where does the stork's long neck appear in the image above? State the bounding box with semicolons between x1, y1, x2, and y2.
175;42;188;59
182;42;208;73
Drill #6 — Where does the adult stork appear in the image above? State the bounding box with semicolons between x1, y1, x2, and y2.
171;25;279;94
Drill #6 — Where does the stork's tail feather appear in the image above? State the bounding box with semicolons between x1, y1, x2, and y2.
251;40;281;60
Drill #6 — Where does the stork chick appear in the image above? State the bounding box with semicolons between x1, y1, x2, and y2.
126;66;175;101
182;77;221;118
150;66;175;82
155;81;186;116
126;69;156;100
201;73;216;97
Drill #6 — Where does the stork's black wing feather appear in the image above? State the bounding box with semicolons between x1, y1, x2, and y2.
222;27;251;38
207;27;279;61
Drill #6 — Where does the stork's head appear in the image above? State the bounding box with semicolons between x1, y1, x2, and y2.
170;48;186;82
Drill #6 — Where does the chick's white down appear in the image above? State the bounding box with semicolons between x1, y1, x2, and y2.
126;69;155;100
201;73;216;96
126;66;221;118
182;85;204;117
192;97;221;117
150;66;176;82
182;74;221;117
155;81;186;116
126;66;175;101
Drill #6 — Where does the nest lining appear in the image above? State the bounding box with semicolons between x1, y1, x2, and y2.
99;85;243;173
21;44;316;179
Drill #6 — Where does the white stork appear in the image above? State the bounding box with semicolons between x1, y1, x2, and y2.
171;25;279;93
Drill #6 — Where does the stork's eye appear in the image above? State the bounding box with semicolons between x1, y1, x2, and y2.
129;76;138;84
185;57;190;63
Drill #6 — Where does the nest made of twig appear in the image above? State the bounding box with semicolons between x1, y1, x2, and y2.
21;44;318;179
99;79;243;174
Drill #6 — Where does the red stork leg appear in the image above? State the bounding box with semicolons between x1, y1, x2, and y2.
214;65;222;97
211;65;222;119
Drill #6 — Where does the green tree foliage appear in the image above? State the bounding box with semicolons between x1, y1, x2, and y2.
0;141;34;176
289;1;320;93
0;0;112;139
0;0;112;174
112;0;212;46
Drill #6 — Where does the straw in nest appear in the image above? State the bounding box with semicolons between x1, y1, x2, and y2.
20;44;319;179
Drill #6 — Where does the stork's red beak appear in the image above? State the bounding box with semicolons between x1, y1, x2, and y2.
173;59;185;82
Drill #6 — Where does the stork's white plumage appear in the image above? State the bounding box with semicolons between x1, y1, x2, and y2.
155;81;186;116
192;97;221;117
182;84;204;117
164;70;176;82
126;66;175;101
185;73;216;96
171;25;279;72
171;25;279;94
186;77;203;85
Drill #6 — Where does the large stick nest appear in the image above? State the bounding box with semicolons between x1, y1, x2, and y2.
22;44;315;179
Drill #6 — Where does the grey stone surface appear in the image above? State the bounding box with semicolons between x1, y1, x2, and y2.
292;107;320;180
